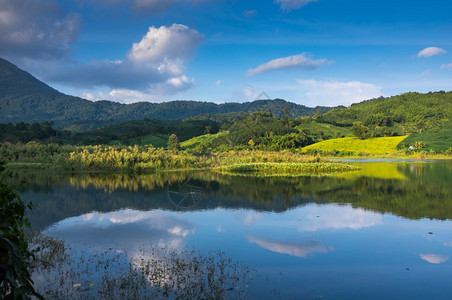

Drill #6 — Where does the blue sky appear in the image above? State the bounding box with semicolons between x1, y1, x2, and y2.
1;0;451;106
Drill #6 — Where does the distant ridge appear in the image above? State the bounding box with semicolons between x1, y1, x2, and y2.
0;57;335;130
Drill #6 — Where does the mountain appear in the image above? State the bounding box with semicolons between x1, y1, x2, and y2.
0;58;335;130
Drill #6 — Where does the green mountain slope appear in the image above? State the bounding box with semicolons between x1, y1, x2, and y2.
315;91;452;132
0;58;335;130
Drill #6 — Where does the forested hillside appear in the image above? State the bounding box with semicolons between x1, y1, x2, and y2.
0;58;334;130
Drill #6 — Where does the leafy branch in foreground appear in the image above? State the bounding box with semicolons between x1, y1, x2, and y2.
0;162;42;299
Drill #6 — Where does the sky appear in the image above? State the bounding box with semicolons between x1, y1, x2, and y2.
1;0;452;107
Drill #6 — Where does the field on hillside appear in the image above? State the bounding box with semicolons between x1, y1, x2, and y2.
180;131;229;149
295;121;352;139
302;136;408;155
399;123;452;152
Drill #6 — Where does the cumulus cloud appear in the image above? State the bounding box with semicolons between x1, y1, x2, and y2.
419;254;449;264
45;24;203;102
295;79;382;106
0;0;81;60
275;0;319;11
417;47;447;58
247;53;332;76
127;24;203;62
248;236;333;258
440;63;452;69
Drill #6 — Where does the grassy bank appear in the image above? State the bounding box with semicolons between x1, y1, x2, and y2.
215;162;359;176
1;142;450;174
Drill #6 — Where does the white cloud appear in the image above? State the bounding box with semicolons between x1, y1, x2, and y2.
417;47;447;58
44;24;203;103
248;236;333;258
440;63;452;69
295;79;382;106
127;24;203;63
247;53;332;76
419;254;449;264
275;0;319;11
82;75;195;103
216;79;224;85
0;0;81;60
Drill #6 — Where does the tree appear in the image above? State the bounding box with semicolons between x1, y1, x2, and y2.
167;134;179;150
351;121;370;139
284;105;290;117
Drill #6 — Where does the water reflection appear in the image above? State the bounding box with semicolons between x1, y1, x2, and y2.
14;161;452;228
14;160;452;299
297;205;382;231
419;254;450;264
45;209;195;252
247;236;333;258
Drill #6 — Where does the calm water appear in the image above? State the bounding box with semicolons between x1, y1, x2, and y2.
16;160;452;299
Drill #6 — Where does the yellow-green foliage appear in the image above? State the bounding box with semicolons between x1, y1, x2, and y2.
214;150;323;165
302;136;408;155
68;145;212;172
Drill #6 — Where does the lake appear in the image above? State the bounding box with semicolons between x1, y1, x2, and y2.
17;160;452;299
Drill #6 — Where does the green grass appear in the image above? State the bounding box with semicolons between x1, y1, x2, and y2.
302;136;408;155
295;121;352;139
130;134;169;148
180;131;229;149
216;162;359;176
398;123;452;153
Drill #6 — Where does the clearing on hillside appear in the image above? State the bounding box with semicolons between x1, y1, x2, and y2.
302;136;407;155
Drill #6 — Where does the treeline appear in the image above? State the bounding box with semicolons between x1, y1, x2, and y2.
0;122;70;144
0;119;220;147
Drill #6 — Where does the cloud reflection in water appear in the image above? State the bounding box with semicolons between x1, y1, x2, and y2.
419;254;450;264
298;204;382;232
45;209;195;251
248;236;333;258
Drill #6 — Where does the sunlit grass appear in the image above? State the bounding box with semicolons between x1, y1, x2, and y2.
302;136;408;155
215;162;359;176
180;131;229;149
